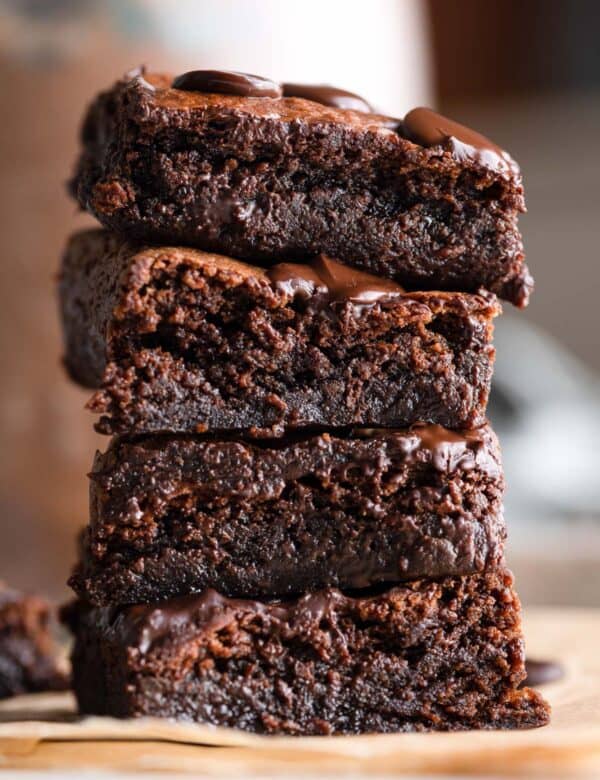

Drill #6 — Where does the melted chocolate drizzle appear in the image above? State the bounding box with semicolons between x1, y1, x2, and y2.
403;107;517;174
97;588;367;654
172;70;282;98
267;254;405;306
117;590;249;653
282;83;372;113
103;589;343;654
388;423;497;475
407;424;482;472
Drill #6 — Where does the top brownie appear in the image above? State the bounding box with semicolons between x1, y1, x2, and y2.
71;69;532;306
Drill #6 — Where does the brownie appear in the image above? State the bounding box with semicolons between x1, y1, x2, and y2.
64;570;550;734
0;583;67;699
71;423;505;606
70;69;532;306
59;229;499;436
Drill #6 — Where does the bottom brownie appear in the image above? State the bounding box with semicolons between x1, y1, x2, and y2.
0;583;67;699
65;569;549;734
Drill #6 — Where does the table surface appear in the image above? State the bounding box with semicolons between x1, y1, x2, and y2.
0;607;598;778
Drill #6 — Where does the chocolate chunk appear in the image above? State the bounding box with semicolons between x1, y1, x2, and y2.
404;107;517;174
282;83;372;112
267;254;405;305
172;69;282;98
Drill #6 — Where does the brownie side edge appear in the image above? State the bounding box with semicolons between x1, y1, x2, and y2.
59;229;500;436
70;424;506;605
66;570;550;734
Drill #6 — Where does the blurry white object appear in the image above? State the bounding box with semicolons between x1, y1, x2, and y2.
491;315;600;519
0;0;432;116
1;0;433;113
115;0;433;115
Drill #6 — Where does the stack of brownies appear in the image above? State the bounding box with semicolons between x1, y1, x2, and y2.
59;68;549;734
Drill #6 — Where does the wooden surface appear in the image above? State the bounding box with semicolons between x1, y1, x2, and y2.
0;607;598;777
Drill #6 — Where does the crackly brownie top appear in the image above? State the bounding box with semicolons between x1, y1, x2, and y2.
96;67;519;177
67;228;501;318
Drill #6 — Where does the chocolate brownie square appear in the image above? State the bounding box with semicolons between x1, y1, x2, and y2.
59;229;499;436
71;424;505;606
0;583;67;699
71;72;532;305
65;570;549;734
70;69;532;306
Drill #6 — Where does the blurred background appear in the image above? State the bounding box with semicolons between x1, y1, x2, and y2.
0;0;598;604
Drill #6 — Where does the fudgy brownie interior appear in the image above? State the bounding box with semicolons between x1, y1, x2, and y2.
59;230;499;436
71;423;505;605
65;570;550;734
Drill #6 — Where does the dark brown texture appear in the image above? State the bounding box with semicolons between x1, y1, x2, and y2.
59;230;499;436
0;583;67;699
70;71;532;306
70;424;505;606
65;570;550;734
